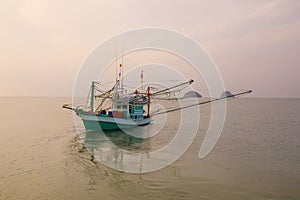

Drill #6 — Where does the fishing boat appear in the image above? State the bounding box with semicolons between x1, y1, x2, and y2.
63;63;252;131
63;72;194;131
62;57;196;131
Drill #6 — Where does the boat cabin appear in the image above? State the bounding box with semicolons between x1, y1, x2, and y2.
104;93;147;120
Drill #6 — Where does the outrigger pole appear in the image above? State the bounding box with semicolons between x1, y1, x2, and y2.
132;79;193;117
90;81;95;114
151;79;194;96
152;90;252;116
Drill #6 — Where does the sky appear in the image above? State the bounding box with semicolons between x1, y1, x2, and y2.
0;0;300;97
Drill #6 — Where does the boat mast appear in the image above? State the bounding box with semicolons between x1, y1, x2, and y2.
141;70;144;93
115;44;118;83
147;86;150;117
90;81;95;114
121;46;124;94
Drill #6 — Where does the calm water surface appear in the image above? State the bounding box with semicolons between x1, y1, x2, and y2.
0;98;299;199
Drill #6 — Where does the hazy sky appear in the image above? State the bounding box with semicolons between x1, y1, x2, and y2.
1;0;300;97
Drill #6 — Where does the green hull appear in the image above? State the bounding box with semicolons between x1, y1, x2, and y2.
83;120;138;131
81;115;151;131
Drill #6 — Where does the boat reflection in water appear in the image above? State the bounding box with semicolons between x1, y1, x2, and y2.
83;129;150;172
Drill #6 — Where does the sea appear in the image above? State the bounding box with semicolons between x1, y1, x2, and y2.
0;97;299;200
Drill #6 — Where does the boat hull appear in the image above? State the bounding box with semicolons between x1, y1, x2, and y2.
81;114;151;131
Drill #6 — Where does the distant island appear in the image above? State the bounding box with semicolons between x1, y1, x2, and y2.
220;91;234;98
183;91;202;98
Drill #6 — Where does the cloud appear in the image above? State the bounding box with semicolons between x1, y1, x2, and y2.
212;0;300;40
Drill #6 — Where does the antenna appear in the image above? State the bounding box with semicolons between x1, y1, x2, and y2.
141;70;144;93
121;46;124;94
115;42;118;83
